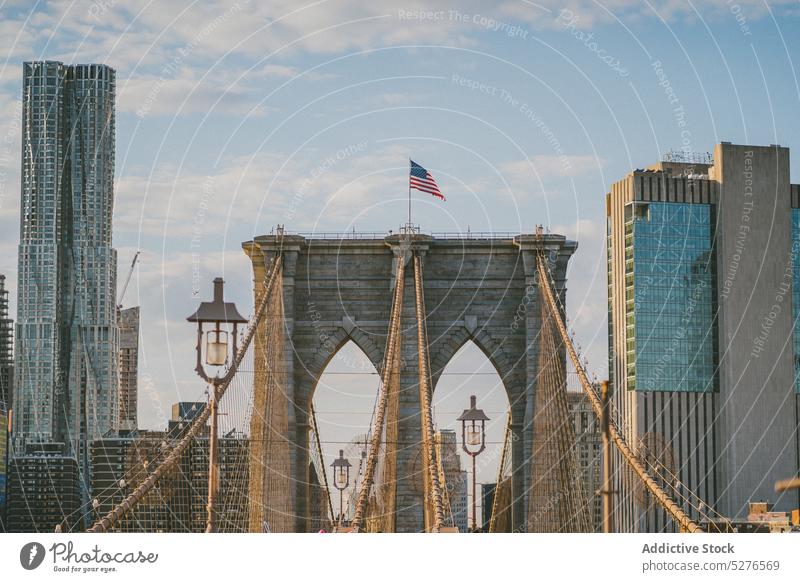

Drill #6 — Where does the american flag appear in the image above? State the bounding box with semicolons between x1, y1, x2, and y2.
409;160;445;200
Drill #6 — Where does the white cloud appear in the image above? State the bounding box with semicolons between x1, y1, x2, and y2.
254;63;336;81
371;92;428;106
9;0;791;82
257;63;299;78
117;73;271;117
1;0;792;121
500;0;796;28
113;144;417;242
500;154;605;187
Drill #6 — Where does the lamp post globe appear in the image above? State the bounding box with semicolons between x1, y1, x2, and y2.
331;449;352;527
186;277;248;379
457;395;490;532
186;277;247;533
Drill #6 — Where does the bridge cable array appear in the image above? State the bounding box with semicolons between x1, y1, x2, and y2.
350;250;451;532
413;254;447;532
488;414;512;533
350;255;405;531
310;403;336;527
529;288;593;532
86;252;284;533
83;238;716;534
247;257;294;532
535;252;703;533
540;251;727;530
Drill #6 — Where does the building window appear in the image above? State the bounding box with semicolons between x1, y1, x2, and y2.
625;201;718;392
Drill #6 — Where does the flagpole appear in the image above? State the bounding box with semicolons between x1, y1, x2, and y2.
408;159;412;228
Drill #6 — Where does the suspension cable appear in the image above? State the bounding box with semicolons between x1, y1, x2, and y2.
412;254;446;531
87;253;283;533
310;403;335;526
351;257;405;531
543;254;723;530
489;413;511;533
535;253;702;533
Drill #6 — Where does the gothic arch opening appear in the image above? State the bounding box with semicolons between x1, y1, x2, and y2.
310;340;381;527
432;340;511;532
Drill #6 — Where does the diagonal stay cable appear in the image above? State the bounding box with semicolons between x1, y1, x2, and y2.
536;253;702;533
87;253;283;533
351;256;405;531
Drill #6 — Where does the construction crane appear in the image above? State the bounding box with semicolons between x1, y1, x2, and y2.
117;251;140;308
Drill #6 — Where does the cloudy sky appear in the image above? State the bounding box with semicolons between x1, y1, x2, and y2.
2;0;800;511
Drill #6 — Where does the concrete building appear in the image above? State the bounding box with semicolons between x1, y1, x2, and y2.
567;390;602;531
481;482;496;530
435;429;468;532
453;470;468;532
90;429;190;533
607;143;800;532
0;275;13;410
702;501;800;533
5;442;81;532
0;409;7;531
0;274;12;530
187;431;249;532
117;307;139;431
90;402;248;532
168;401;206;436
13;62;118;512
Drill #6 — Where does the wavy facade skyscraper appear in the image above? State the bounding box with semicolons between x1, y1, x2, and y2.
13;61;118;511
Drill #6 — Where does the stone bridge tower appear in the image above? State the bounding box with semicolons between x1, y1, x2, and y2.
243;231;576;532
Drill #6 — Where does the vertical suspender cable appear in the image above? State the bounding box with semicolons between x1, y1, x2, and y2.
351;258;405;531
87;254;283;533
489;414;511;533
310;403;335;526
412;254;446;531
535;254;701;533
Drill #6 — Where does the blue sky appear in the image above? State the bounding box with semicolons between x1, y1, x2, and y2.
2;0;800;511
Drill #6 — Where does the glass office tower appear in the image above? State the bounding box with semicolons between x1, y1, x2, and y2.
607;144;800;532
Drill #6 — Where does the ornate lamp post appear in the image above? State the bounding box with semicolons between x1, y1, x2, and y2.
331;449;352;527
457;395;489;532
186;277;247;533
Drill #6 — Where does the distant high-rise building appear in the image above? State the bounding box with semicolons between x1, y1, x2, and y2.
0;274;12;531
0;408;7;531
0;275;12;410
91;401;248;533
117;306;139;431
90;430;189;532
12;62;118;510
607;143;800;532
168;401;206;436
567;390;601;531
453;469;468;531
186;432;249;532
435;429;468;532
481;482;496;531
6;442;81;532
